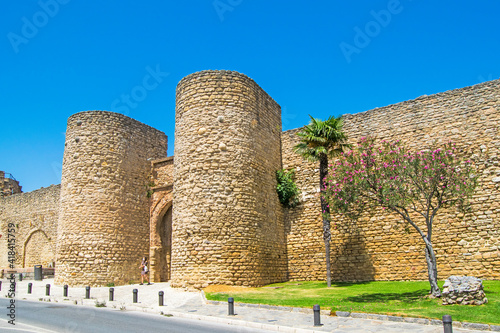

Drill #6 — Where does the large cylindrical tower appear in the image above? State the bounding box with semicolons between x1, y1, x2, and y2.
55;111;168;286
172;70;287;289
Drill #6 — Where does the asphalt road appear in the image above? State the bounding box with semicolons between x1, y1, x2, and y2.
0;299;275;333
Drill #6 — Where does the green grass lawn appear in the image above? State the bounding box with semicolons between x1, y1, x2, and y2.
205;280;500;325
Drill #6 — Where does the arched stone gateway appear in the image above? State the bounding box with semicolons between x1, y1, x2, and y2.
149;156;174;282
23;228;54;268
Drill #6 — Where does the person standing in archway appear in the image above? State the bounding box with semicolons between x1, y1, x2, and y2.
140;256;151;285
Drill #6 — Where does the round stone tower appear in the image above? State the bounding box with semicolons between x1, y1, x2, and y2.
55;111;168;286
172;70;288;289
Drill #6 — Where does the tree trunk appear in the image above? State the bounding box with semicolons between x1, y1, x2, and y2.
424;240;441;297
319;154;332;287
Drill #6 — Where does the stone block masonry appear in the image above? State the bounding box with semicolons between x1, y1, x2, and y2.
55;111;168;287
149;157;174;282
283;79;500;282
0;185;60;269
172;70;288;289
1;71;499;289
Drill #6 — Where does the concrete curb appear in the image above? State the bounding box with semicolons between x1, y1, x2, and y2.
201;291;330;316
334;311;499;332
200;291;499;332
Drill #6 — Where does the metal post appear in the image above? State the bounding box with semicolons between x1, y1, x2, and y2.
28;283;32;294
443;315;453;333
158;291;164;306
133;289;138;303
46;284;50;296
228;297;235;316
63;285;68;297
18;273;23;282
85;286;90;299
313;304;322;327
0;281;2;291
109;287;114;301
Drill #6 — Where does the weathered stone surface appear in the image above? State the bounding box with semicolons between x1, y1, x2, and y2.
0;185;59;269
55;111;168;287
171;70;287;289
1;72;499;289
283;79;500;282
442;276;488;305
149;157;173;283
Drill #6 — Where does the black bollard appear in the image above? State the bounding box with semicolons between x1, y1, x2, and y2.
159;291;164;306
46;284;51;296
109;287;114;301
313;304;322;327
443;315;453;333
133;288;138;303
63;285;68;297
228;297;235;316
0;280;2;291
19;273;23;282
28;283;32;294
85;286;91;299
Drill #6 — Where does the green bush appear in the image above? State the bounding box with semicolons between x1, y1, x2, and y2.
276;169;300;208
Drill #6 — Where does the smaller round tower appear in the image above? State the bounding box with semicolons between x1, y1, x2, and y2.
55;111;168;286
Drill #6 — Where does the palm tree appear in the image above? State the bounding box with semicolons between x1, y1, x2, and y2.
294;115;349;287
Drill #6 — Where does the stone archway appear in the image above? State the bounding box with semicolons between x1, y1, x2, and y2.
157;206;172;281
22;229;54;268
149;189;173;282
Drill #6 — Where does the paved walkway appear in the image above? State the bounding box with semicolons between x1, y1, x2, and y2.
2;278;495;333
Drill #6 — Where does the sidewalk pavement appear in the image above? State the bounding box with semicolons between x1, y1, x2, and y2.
1;278;495;333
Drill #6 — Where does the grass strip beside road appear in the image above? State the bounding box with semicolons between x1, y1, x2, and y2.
204;280;500;325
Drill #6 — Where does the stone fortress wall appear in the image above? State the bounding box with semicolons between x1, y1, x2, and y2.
172;70;287;289
0;185;60;269
283;79;500;282
54;111;168;286
0;71;498;288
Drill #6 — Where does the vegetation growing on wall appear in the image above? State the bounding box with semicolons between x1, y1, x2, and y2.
276;169;300;208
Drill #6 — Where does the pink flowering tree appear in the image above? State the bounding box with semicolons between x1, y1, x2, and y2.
323;137;478;297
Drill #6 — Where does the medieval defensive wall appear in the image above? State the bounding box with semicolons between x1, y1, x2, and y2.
0;70;498;288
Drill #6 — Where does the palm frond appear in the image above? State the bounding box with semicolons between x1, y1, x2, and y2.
294;114;349;162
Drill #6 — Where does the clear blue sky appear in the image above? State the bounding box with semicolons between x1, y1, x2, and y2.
1;1;499;192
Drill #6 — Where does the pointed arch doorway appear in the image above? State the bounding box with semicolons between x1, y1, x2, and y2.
150;193;173;282
157;205;172;281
